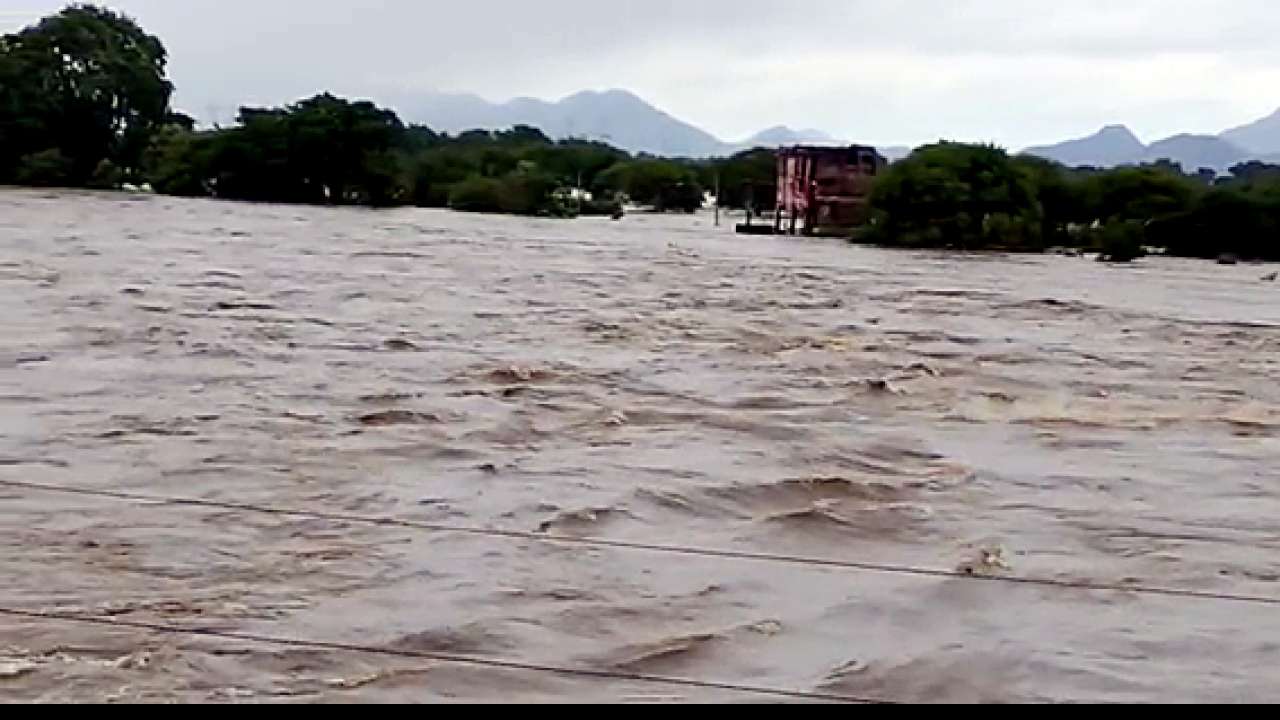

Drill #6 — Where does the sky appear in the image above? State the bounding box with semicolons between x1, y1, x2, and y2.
4;0;1280;148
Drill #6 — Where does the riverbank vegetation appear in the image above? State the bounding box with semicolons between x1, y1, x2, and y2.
861;143;1280;261
4;5;1280;261
0;6;698;217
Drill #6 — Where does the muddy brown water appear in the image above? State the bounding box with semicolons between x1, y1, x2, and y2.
2;187;1279;703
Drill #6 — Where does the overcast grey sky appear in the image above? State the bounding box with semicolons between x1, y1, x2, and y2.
5;1;1280;147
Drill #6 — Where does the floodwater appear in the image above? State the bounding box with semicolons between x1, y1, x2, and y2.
2;187;1279;703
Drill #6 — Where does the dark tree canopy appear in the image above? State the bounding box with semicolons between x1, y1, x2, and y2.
865;143;1044;251
141;91;635;216
0;4;172;184
1086;166;1195;222
594;158;704;212
709;149;777;211
860;146;1280;261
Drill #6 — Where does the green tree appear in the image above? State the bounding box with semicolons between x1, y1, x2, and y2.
447;176;505;214
522;139;629;193
1092;220;1147;263
0;4;173;183
1150;185;1280;260
188;94;408;205
495;125;553;146
143;124;212;196
1012;154;1089;245
711;149;777;210
277;93;405;203
595;158;703;212
405;147;478;207
446;166;568;217
87;158;122;189
866;143;1044;250
1084;165;1197;223
14;148;74;186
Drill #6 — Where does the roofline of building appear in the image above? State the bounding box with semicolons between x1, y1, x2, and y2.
779;144;886;157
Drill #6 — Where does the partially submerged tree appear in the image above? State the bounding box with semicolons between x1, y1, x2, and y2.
866;143;1044;251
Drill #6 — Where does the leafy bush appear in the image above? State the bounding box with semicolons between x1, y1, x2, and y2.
15;149;73;187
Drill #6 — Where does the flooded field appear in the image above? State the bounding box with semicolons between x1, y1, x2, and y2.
2;187;1279;702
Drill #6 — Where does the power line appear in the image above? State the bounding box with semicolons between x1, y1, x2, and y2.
2;479;1279;608
0;606;887;704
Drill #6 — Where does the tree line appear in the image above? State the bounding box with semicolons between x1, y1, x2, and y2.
144;100;717;216
4;5;1280;262
0;6;708;217
863;143;1280;262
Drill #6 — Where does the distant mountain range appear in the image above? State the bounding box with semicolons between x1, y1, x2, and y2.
397;89;723;156
1217;109;1280;156
1023;116;1280;172
394;89;856;158
1023;125;1147;167
394;88;1280;171
742;125;840;148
